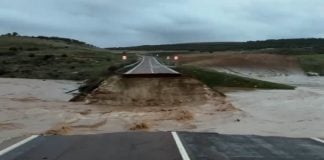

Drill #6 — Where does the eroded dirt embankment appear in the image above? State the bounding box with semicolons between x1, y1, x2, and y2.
86;76;222;107
180;52;303;76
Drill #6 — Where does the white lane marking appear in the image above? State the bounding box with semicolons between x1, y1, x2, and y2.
148;57;154;73
123;61;141;69
171;132;191;160
311;137;324;144
125;56;145;74
0;135;39;156
152;57;179;74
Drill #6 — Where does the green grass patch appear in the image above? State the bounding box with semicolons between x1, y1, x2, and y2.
298;54;324;76
177;66;295;89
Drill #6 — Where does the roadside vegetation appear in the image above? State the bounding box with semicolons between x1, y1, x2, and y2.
0;33;136;80
298;54;324;76
177;66;295;90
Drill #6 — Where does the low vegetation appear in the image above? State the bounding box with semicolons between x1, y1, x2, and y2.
0;34;136;80
298;54;324;76
177;66;295;90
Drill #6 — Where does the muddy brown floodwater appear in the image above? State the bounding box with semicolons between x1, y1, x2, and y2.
0;77;235;144
2;74;323;145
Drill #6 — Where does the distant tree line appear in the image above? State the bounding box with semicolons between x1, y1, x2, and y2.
37;36;88;46
1;32;19;37
111;38;324;54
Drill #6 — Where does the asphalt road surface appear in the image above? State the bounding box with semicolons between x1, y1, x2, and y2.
125;56;179;75
1;132;324;160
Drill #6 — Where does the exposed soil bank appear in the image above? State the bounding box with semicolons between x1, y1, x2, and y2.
86;76;220;106
180;53;304;77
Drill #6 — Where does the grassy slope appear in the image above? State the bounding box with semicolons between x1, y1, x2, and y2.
177;66;295;90
0;36;135;80
298;54;324;76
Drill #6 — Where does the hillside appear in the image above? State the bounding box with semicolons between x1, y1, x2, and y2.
0;35;134;80
111;38;324;55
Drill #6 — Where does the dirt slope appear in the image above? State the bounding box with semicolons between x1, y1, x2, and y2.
86;76;221;106
180;52;303;76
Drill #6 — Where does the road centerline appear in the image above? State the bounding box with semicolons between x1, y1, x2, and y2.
124;56;180;75
152;57;179;74
148;57;154;73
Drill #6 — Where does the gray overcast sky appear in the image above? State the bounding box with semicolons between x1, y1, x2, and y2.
1;0;324;47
